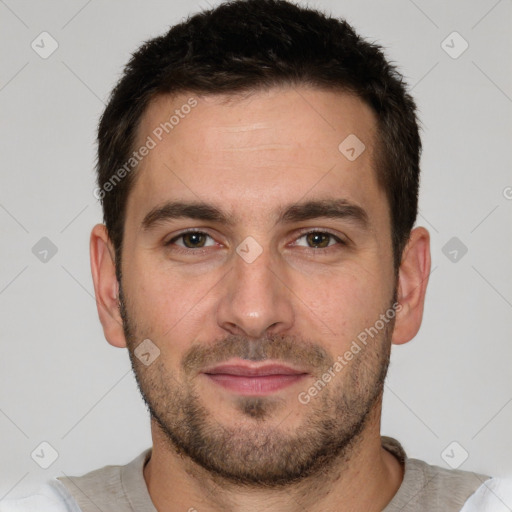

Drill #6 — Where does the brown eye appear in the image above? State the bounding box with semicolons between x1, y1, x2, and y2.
306;232;329;248
166;231;215;249
182;232;207;248
302;232;338;249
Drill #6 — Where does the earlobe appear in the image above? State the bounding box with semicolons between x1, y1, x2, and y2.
391;227;431;346
90;224;127;348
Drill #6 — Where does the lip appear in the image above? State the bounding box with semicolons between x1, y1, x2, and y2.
202;361;308;396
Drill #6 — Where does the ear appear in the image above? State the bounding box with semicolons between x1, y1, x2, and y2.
392;227;431;345
90;223;127;348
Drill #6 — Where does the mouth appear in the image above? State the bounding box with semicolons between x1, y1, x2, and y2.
202;360;309;396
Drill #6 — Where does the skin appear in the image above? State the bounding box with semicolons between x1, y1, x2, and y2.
90;87;431;511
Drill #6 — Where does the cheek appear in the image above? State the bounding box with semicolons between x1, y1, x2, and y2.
293;264;392;342
123;254;219;347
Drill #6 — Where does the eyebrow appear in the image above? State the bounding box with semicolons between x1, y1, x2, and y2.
141;198;369;231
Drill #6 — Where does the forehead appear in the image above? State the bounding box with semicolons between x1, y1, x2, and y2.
126;87;384;226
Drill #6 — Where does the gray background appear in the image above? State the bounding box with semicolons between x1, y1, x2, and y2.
1;0;511;500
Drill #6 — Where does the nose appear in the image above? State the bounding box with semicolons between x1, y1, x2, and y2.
216;243;294;339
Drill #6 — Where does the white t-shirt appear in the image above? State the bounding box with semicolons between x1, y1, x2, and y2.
0;480;80;512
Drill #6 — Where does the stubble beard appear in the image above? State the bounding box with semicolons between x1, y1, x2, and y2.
119;283;393;488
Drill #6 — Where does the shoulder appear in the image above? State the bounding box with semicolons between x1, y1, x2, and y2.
396;458;512;511
382;437;493;511
55;449;154;512
406;456;489;496
0;480;81;512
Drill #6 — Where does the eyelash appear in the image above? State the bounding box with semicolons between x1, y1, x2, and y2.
164;228;347;253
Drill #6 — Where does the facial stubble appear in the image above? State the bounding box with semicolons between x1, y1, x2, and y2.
118;283;393;488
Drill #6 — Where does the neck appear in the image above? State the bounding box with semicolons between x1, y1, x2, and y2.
143;404;404;512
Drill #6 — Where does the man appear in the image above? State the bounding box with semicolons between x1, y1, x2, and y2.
2;0;510;510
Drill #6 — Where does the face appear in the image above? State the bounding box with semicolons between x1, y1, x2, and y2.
117;87;398;486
